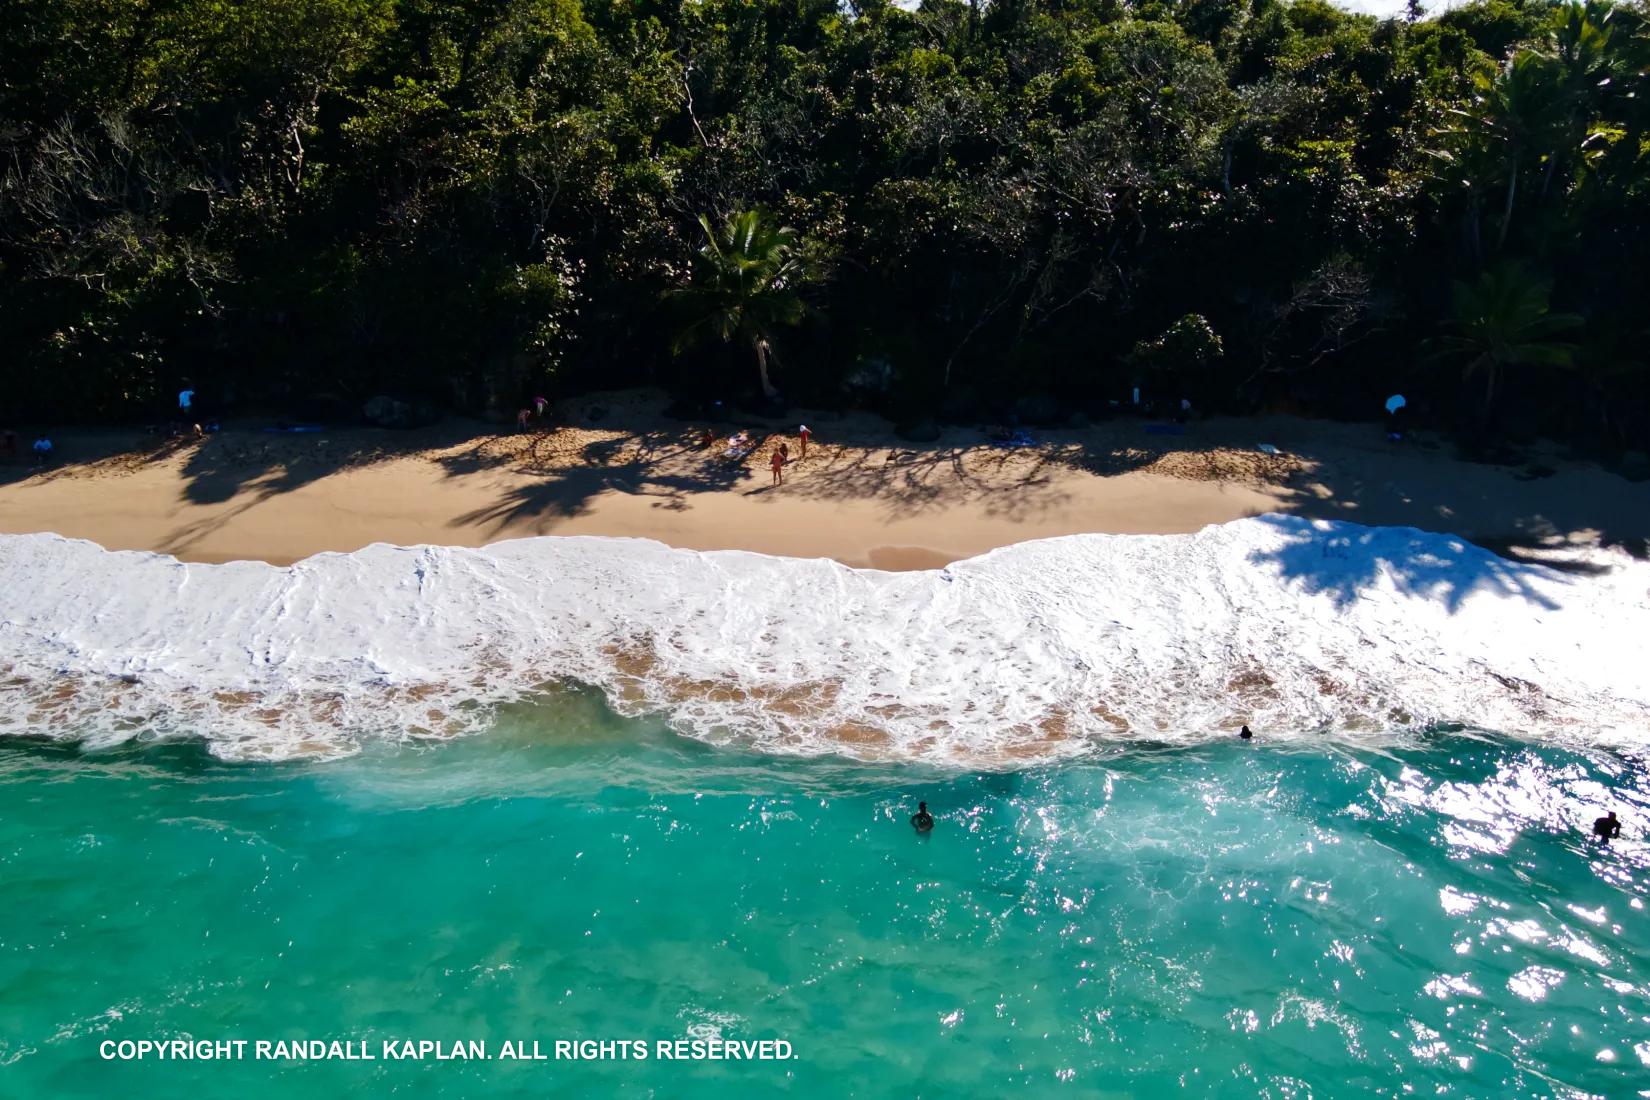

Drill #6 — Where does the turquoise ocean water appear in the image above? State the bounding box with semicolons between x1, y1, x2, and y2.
2;691;1646;1098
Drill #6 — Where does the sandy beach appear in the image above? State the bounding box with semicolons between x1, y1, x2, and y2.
1;389;1645;568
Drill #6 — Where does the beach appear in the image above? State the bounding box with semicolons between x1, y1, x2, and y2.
1;389;1645;568
5;391;1650;1099
9;0;1649;1092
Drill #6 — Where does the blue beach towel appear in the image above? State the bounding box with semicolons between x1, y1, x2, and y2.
988;430;1037;448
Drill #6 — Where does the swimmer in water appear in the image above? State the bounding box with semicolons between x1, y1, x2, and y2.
910;801;934;834
1592;811;1622;842
1239;725;1253;740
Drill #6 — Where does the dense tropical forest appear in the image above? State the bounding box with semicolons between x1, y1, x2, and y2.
3;0;1648;458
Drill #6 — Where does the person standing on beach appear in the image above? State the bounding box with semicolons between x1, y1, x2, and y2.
31;436;53;467
178;383;195;414
516;407;532;432
798;424;810;459
770;445;785;485
1384;394;1407;442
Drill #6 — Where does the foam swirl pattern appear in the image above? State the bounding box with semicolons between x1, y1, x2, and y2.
1;515;1645;761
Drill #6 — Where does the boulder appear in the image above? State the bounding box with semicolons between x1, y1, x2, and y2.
1014;392;1063;426
896;418;942;443
362;395;437;429
363;395;410;427
1617;450;1650;482
843;356;895;396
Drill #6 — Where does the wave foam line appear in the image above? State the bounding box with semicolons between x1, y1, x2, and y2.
1;516;1646;762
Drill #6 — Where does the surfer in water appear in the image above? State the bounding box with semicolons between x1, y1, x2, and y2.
1239;725;1254;741
1592;811;1622;842
910;802;934;834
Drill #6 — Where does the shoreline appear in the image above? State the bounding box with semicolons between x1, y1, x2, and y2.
2;389;1646;569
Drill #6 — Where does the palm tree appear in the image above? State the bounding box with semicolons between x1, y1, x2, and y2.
1551;1;1616;93
1543;2;1618;198
1433;52;1567;253
671;209;819;398
1428;262;1582;420
1477;52;1569;248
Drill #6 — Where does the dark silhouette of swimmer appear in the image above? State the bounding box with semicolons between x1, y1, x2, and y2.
910;802;934;833
1239;725;1254;740
1592;811;1622;842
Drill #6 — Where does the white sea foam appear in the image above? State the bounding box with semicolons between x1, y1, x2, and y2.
1;516;1646;763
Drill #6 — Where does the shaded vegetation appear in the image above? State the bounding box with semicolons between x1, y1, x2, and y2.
2;0;1649;458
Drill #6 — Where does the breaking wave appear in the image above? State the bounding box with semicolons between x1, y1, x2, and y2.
1;516;1646;763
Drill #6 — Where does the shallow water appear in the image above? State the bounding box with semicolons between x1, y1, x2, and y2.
3;695;1646;1098
7;519;1650;765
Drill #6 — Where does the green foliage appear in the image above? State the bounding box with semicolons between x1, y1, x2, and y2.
0;0;1647;448
1428;261;1582;416
671;208;824;397
1128;314;1225;399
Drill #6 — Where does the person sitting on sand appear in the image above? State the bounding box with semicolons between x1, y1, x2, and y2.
911;802;934;833
698;427;716;449
770;445;785;485
1593;811;1622;842
723;431;752;460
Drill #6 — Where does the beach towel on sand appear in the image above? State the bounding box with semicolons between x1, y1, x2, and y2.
988;430;1037;448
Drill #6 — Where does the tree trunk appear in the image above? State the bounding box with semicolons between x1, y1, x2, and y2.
1497;153;1518;249
1466;197;1482;265
755;338;776;398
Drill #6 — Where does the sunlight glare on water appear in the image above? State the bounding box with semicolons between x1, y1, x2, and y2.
1;698;1646;1098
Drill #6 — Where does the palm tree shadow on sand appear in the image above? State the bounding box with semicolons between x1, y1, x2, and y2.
443;442;756;533
1245;514;1571;613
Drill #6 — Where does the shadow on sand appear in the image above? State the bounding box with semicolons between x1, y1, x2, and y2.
6;403;1649;581
439;428;759;531
1244;514;1569;612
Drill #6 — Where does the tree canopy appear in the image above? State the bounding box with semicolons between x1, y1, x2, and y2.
2;0;1648;456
